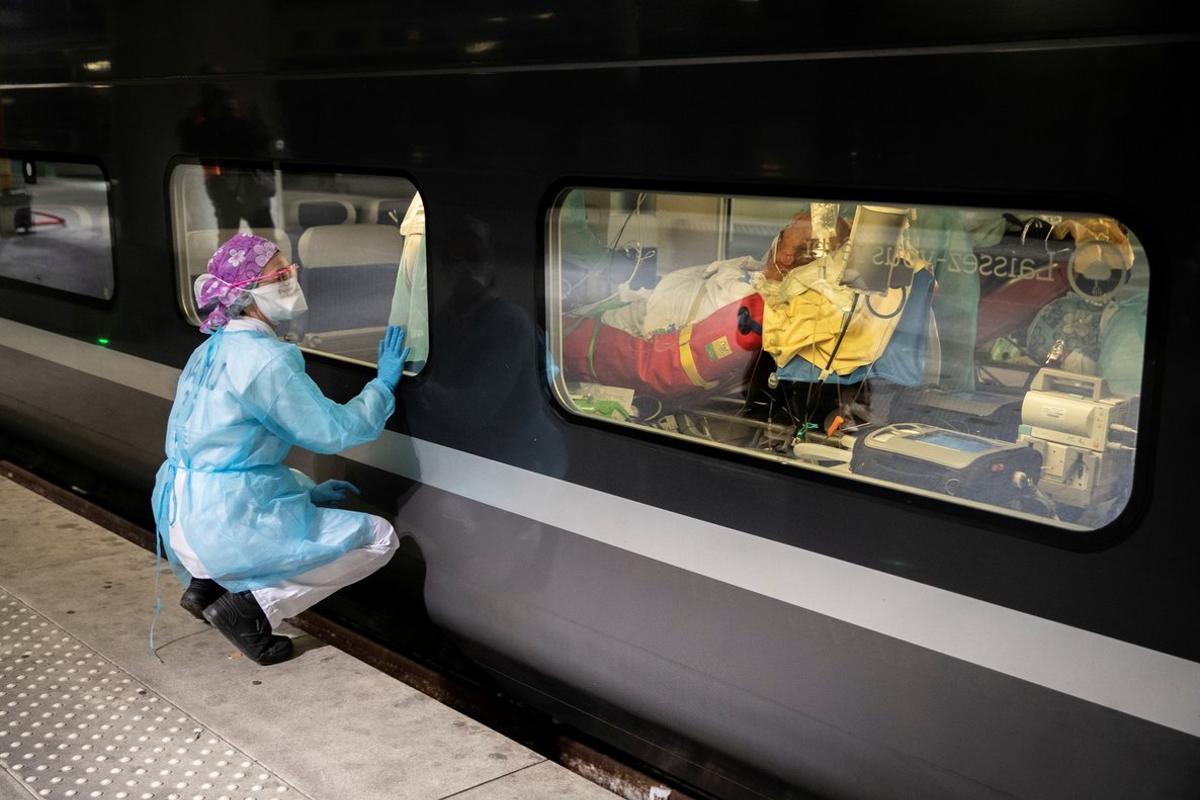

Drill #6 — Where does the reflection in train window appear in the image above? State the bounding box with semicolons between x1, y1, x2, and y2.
547;189;1148;530
0;158;114;300
168;162;427;370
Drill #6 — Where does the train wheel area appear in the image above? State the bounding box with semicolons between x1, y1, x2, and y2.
0;472;621;800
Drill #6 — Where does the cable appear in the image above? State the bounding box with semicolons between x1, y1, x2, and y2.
865;285;907;319
825;297;858;376
846;283;914;416
632;394;663;422
622;244;655;288
797;294;860;440
607;192;646;268
563;192;646;305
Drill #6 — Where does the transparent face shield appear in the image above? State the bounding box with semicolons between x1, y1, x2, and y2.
247;264;308;323
238;263;298;289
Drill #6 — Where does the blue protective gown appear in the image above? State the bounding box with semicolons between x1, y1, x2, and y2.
151;322;395;593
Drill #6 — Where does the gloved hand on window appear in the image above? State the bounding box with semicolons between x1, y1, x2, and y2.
376;325;410;390
310;479;361;507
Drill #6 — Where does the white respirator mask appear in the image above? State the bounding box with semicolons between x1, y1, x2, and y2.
249;266;308;323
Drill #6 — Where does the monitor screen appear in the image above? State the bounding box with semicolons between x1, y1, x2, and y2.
915;431;995;454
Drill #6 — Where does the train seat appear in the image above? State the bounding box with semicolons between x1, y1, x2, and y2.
283;193;358;230
280;192;368;269
282;192;414;229
294;224;399;348
355;195;415;225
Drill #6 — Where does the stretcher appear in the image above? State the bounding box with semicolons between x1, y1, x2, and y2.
562;295;764;398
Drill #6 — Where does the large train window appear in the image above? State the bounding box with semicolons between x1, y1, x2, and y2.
0;157;114;300
168;162;428;371
547;189;1149;530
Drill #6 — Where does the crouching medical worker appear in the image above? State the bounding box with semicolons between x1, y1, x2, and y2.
151;233;409;665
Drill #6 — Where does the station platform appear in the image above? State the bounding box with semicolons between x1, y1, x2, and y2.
0;474;620;800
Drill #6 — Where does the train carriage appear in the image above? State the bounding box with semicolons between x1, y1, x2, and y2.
2;3;1198;798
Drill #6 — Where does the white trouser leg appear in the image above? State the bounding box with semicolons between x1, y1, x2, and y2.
251;515;398;630
168;473;211;579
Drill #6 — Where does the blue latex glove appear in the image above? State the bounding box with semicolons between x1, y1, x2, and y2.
376;325;410;390
310;479;361;507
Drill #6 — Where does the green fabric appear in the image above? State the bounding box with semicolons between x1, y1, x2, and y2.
909;208;1004;391
1100;294;1148;395
560;190;610;264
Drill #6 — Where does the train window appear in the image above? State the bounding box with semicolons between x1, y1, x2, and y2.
168;162;428;371
547;189;1149;531
0;157;114;300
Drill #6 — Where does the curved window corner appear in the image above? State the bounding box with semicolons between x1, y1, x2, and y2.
0;157;115;300
546;188;1149;533
168;161;428;372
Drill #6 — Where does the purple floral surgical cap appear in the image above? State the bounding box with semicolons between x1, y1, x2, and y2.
193;234;279;333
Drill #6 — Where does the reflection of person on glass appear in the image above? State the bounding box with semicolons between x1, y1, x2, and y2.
178;84;275;230
418;217;565;475
153;234;410;665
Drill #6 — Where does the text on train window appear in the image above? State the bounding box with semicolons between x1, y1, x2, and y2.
168;162;427;371
0;158;114;300
547;190;1148;530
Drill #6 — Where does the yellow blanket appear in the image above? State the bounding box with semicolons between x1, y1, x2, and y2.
759;249;923;377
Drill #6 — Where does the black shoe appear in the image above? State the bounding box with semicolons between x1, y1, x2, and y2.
180;578;226;622
202;591;294;666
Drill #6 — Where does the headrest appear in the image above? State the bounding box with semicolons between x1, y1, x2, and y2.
360;196;413;224
297;201;351;228
283;195;356;228
297;224;400;268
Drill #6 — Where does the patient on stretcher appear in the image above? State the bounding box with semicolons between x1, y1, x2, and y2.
559;209;932;399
